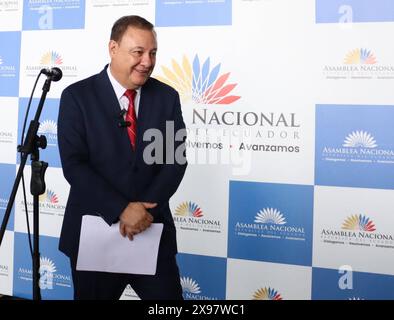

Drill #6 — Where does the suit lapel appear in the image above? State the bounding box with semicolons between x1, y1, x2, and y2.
94;66;136;161
136;78;154;150
95;66;123;121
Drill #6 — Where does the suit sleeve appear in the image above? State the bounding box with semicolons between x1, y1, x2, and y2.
139;92;187;205
58;88;129;225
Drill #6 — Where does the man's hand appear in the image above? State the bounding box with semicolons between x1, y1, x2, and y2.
119;202;156;240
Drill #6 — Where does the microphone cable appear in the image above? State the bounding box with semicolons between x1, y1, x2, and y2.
19;69;45;259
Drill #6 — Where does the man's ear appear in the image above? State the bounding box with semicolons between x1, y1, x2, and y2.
108;40;118;56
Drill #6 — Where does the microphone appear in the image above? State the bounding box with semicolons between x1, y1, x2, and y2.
41;67;63;82
118;109;131;128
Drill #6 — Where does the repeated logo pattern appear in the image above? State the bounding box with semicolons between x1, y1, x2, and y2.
1;1;394;301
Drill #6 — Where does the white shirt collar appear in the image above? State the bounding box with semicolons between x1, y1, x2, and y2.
107;65;141;114
107;65;141;98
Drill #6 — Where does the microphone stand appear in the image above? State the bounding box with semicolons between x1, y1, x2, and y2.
0;75;56;300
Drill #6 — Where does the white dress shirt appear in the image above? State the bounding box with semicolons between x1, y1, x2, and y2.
107;65;141;117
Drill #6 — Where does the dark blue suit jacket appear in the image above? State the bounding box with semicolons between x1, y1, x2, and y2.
57;66;187;262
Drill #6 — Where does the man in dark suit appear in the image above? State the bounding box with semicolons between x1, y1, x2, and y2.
57;15;187;300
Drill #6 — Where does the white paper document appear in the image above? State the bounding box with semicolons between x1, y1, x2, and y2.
76;215;163;275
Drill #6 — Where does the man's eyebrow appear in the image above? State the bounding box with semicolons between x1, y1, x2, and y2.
130;46;157;51
130;46;145;50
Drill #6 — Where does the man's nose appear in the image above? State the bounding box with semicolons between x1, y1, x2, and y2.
140;53;154;68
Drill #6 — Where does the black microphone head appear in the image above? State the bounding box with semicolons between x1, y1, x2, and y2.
50;67;62;82
41;68;51;77
41;67;62;81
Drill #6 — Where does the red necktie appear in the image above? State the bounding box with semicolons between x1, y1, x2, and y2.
124;89;137;150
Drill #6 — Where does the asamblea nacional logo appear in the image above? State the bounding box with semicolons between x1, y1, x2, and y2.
181;276;201;294
252;287;283;300
343;130;377;148
0;127;14;144
40;51;63;65
39;189;59;204
344;48;377;65
254;208;286;224
0;264;9;277
25;50;77;78
0;55;17;78
174;201;222;234
323;48;394;80
18;256;72;290
0;197;8;210
156;54;240;105
39;256;57;289
235;208;305;241
342;214;376;232
321;130;394;165
321;214;394;249
180;277;217;300
38;119;58;147
156;54;302;168
20;186;65;217
0;32;20;96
